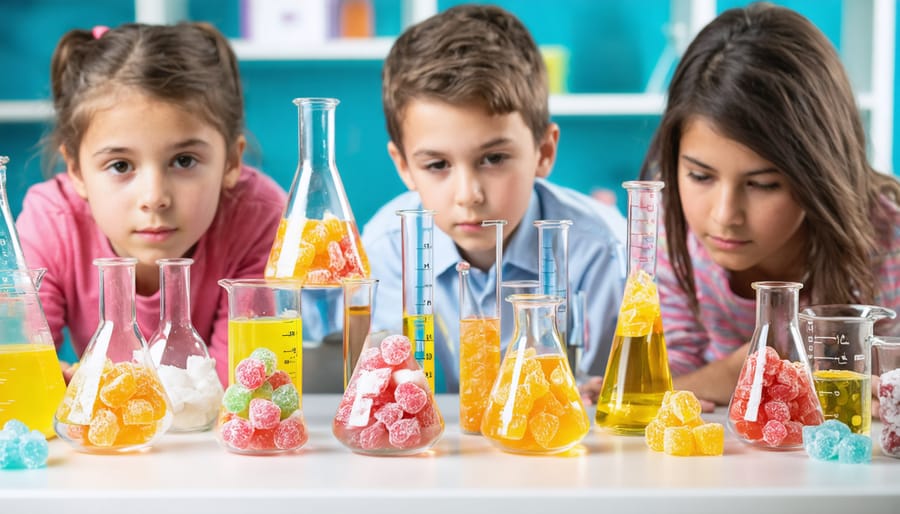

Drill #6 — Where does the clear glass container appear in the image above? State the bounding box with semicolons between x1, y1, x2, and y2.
398;209;436;392
481;294;589;454
265;98;370;287
727;281;824;449
147;258;223;432
54;258;173;453
332;333;444;455
872;336;900;458
0;156;28;273
595;181;672;435
534;220;572;370
342;277;378;390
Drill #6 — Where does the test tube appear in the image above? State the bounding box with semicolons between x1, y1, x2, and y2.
397;209;436;392
500;280;540;347
534;220;575;374
341;277;378;390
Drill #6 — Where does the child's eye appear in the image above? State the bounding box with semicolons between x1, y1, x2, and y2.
172;155;198;169
424;159;449;172
481;153;509;166
107;160;133;175
748;180;780;191
686;170;711;183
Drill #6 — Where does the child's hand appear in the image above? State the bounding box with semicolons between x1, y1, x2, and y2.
60;361;78;384
579;376;603;406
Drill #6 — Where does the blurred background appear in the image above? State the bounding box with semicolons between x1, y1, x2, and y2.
0;0;895;221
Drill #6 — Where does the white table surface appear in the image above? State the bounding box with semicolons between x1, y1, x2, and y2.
2;394;898;514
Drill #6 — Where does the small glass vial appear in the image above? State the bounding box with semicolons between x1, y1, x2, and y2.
148;258;223;432
54;258;172;453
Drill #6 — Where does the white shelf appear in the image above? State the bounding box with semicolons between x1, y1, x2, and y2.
231;37;394;61
0;100;53;123
549;93;666;116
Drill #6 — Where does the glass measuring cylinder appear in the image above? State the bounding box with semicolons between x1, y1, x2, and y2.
397;209;436;392
148;258;223;432
0;268;65;438
500;280;540;347
0;156;28;273
342;277;378;389
799;304;895;435
534;220;572;362
55;258;173;453
595;181;672;435
265;98;370;286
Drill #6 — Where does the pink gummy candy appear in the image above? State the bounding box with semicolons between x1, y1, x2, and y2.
374;402;404;428
762;419;787;446
359;422;389;450
328;241;347;271
764;401;790;422
334;402;353;426
380;335;412;366
388;418;422;448
268;370;292;390
274;417;307;450
395;382;427;414
358;347;388;371
416;402;441;429
249;398;282;430
249;428;277;450
221;417;253;450
236;358;267;390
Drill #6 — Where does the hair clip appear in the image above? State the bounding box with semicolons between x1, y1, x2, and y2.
92;25;110;40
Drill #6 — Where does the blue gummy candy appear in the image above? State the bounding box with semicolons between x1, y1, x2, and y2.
821;419;851;439
837;434;872;464
807;429;841;461
802;424;818;446
0;431;23;469
2;419;29;438
18;431;49;469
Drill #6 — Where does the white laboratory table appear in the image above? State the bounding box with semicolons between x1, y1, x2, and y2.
1;394;898;514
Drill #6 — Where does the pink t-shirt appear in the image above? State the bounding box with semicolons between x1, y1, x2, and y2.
15;165;287;386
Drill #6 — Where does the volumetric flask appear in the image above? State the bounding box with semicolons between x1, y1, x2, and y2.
398;209;436;392
265;98;370;287
595;181;672;435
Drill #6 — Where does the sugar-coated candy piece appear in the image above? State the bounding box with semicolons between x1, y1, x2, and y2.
252;381;274;400
783;420;804;445
668;391;701;424
267;370;292;390
374;403;404;428
249;347;277;376
348;397;374;427
272;384;300;419
100;368;137;408
380;335;412;366
388;418;422;449
392;368;428;388
395;382;427;414
358;347;388;371
359;422;389;450
645;419;665;452
3;419;29;438
762;420;787;447
0;430;21;469
528;412;560;449
879;424;900;457
274;416;307;450
248;428;277;450
18;431;49;469
416;401;442;429
334;402;353;426
123;398;155;425
235;358;267;390
692;423;724;456
88;408;120;447
837;433;872;464
805;426;840;461
305;269;333;285
820;419;851;439
220;417;253;450
663;426;695;456
328;240;346;271
356;368;392;398
222;384;252;413
249;398;282;430
764;401;791;423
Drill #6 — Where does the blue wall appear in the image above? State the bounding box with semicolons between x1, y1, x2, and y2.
0;0;892;222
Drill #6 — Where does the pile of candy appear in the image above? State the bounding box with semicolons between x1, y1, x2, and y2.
266;213;370;285
218;348;307;453
802;419;871;463
333;335;443;455
0;420;49;469
645;390;724;456
56;361;170;449
877;368;900;457
157;355;223;431
728;346;823;448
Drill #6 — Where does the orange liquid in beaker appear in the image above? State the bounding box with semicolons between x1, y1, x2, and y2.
265;214;370;286
0;344;66;437
459;317;500;434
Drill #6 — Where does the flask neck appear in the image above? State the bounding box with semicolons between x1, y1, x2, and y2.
298;102;336;172
510;296;562;350
98;263;138;325
624;182;663;278
755;284;800;329
160;262;192;325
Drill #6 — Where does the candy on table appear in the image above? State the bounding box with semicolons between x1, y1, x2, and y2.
802;419;872;463
1;420;50;470
877;368;900;457
332;334;444;454
645;390;724;456
728;346;823;448
216;348;308;454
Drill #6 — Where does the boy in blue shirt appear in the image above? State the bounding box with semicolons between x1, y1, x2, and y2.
364;4;627;393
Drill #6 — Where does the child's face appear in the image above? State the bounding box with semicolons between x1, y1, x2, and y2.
65;91;241;284
677;116;807;280
388;99;557;269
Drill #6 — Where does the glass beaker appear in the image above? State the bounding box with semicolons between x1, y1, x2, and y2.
0;156;28;273
727;282;824;449
398;209;436;392
872;336;900;458
55;258;173;453
215;278;307;454
342;277;378;389
799;305;895;435
332;333;444;455
147;258;223;432
595;181;672;435
534;220;575;375
481;294;589;454
0;268;65;438
265;98;370;287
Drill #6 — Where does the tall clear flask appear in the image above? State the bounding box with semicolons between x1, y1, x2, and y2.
265;98;370;287
342;277;378;389
595;180;672;435
728;282;824;449
55;258;173;453
147;258;223;432
534;220;575;375
398;209;436;392
481;294;589;454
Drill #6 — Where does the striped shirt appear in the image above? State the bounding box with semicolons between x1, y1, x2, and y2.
658;196;900;375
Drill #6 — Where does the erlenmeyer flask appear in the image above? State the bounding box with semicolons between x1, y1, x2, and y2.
0;268;66;438
728;282;824;449
265;98;370;287
147;258;223;432
595;181;672;435
54;258;173;453
481;294;589;454
0;156;28;273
